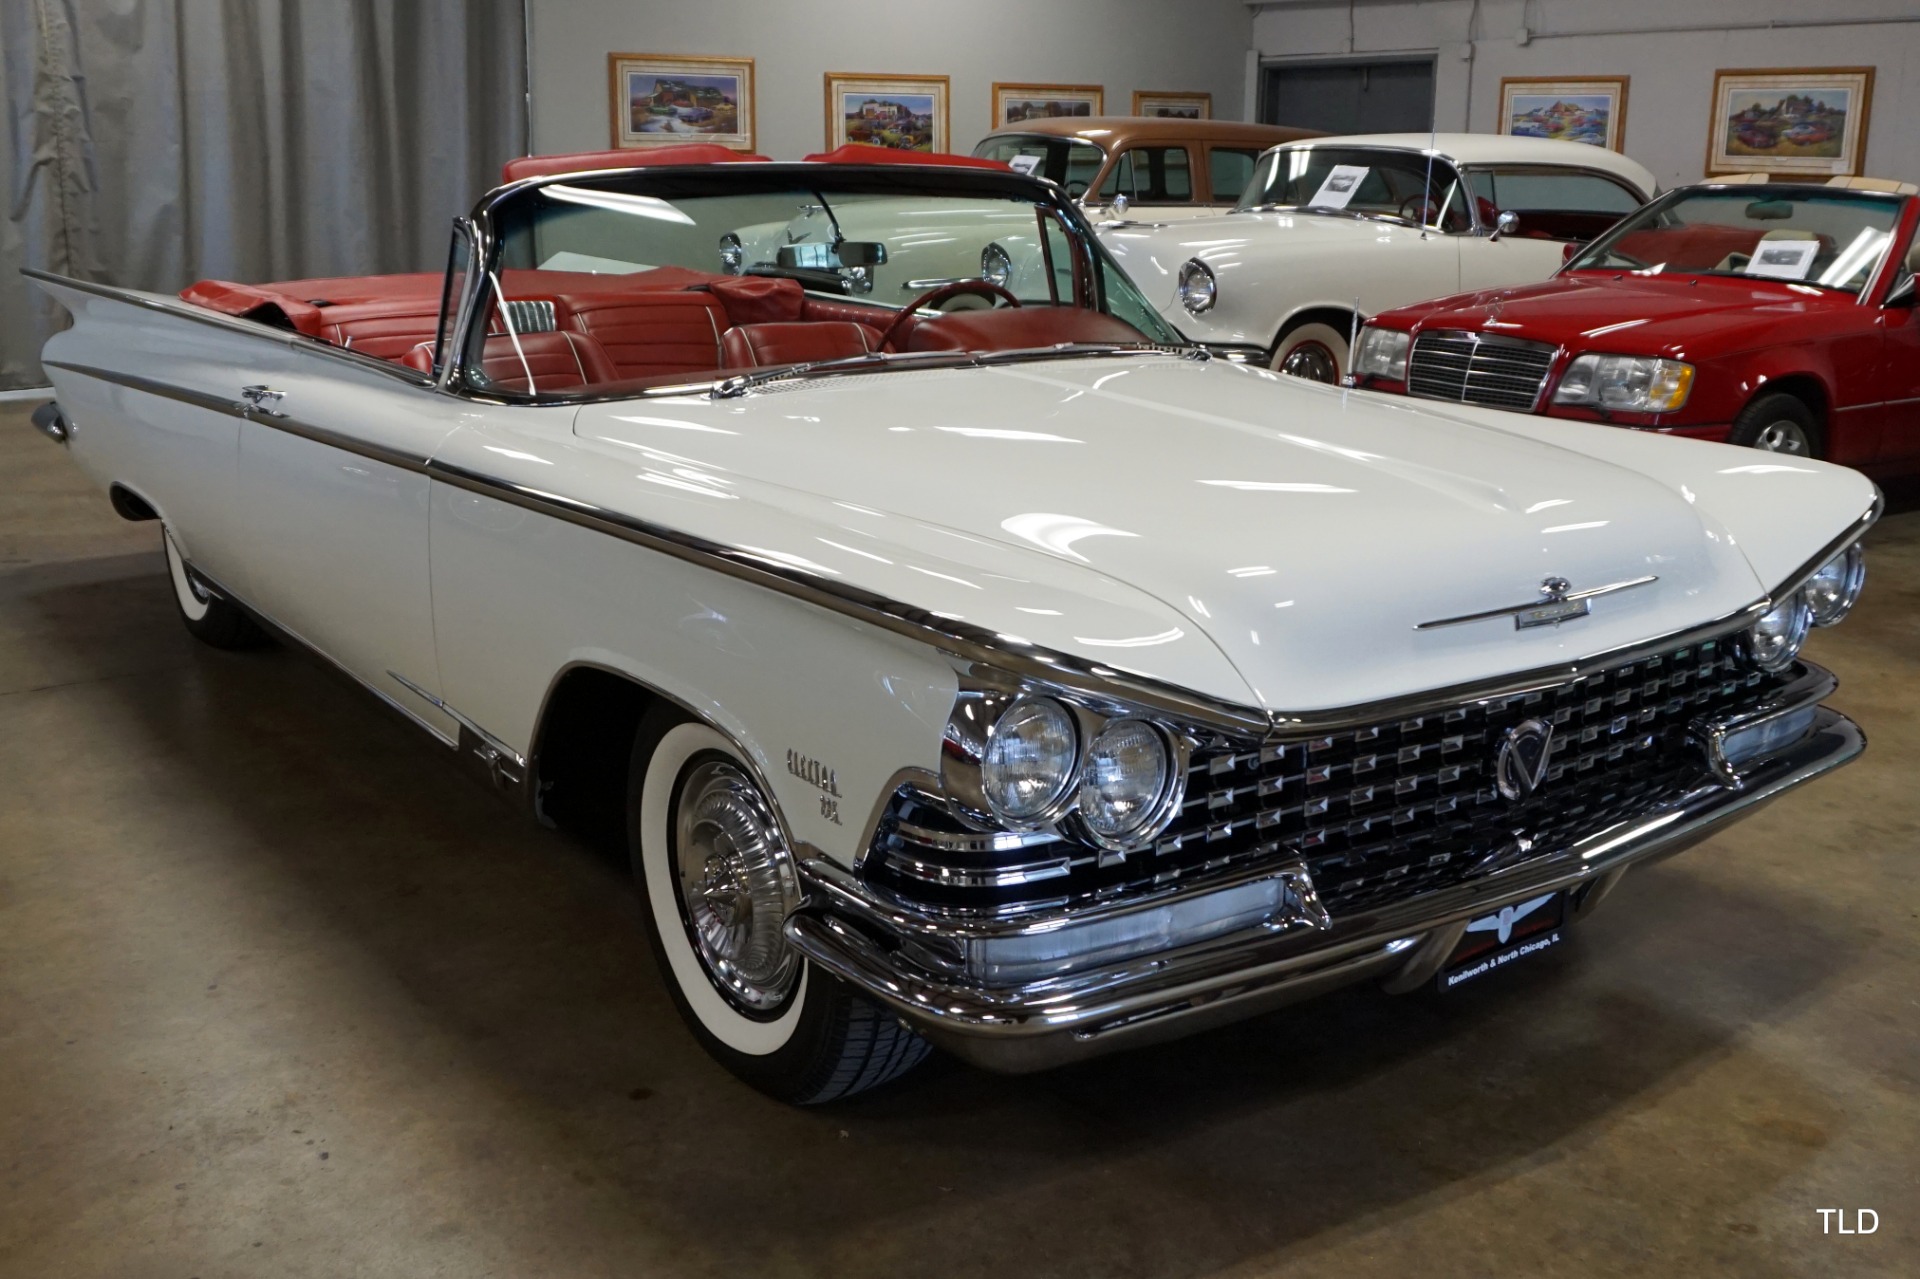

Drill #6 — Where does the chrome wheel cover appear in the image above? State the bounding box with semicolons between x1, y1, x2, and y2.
1754;419;1811;455
672;758;801;1013
1279;341;1340;383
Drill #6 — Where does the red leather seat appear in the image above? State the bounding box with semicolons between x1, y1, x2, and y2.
316;301;443;361
402;332;619;393
561;292;728;379
721;321;880;368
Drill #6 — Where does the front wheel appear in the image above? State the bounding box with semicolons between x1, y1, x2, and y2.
1271;321;1349;383
628;712;931;1103
163;528;271;649
1728;392;1824;458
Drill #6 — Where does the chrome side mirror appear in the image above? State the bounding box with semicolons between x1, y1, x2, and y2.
1111;193;1130;219
1490;210;1520;242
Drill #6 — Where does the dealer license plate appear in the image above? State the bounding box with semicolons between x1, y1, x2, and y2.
1438;891;1568;991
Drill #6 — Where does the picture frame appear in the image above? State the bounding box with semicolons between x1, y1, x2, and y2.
1498;77;1629;150
825;73;951;153
991;83;1104;129
1131;91;1212;121
1705;67;1875;177
608;52;756;151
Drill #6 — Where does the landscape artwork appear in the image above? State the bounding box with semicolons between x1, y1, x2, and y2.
608;53;755;151
1707;68;1874;176
992;83;1104;128
1133;91;1212;120
827;74;950;152
1499;78;1627;150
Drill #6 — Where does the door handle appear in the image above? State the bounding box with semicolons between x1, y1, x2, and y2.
238;385;287;418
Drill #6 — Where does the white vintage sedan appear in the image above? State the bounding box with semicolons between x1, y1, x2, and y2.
1100;133;1657;381
31;157;1872;1103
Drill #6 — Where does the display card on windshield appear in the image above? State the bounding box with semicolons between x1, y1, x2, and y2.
1308;165;1371;210
1007;154;1043;177
1744;238;1820;281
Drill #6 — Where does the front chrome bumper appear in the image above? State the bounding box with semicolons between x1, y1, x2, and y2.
785;704;1862;1073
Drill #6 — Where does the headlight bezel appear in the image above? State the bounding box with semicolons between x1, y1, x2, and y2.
940;683;1195;851
979;695;1080;828
1353;326;1412;381
1742;592;1814;672
1075;718;1179;850
1177;258;1217;315
1804;543;1866;626
1552;352;1696;413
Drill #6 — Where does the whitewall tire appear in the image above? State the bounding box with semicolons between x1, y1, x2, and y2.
163;528;270;649
1271;321;1349;384
627;710;932;1102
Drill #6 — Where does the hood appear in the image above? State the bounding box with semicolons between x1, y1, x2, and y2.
1380;271;1853;357
460;356;1874;717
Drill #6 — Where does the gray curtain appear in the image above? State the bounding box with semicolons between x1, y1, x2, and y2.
1;0;527;389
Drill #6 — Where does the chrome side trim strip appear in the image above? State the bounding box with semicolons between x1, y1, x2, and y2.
386;670;527;769
1415;574;1658;630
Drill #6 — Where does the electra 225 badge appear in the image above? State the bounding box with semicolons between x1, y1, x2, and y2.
787;749;843;825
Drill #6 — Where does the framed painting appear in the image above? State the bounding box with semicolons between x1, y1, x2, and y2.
608;52;755;151
991;83;1104;128
1499;77;1628;150
1132;91;1212;121
1706;67;1875;177
825;73;951;153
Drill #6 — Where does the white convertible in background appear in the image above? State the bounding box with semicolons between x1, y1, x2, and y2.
1100;133;1657;381
30;156;1872;1103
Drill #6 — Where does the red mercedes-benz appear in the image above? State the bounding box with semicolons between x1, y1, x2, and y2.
1348;180;1920;467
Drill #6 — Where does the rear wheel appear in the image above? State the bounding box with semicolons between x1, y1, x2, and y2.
163;528;270;649
1271;321;1349;384
628;710;930;1103
1729;392;1824;458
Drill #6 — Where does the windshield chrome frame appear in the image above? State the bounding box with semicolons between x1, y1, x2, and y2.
439;160;1185;404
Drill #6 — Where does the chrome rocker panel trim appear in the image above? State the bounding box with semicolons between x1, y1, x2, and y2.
784;704;1862;1073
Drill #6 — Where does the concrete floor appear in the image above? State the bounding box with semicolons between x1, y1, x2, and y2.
1;397;1915;1278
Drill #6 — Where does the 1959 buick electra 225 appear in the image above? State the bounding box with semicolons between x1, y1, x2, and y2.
29;158;1874;1102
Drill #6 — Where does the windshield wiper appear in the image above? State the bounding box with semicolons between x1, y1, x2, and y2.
709;343;1205;399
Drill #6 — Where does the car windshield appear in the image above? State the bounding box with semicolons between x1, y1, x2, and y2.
1236;146;1469;231
971;134;1106;196
469;166;1181;399
1568;187;1903;293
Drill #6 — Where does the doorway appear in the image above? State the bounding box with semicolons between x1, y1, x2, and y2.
1261;57;1436;135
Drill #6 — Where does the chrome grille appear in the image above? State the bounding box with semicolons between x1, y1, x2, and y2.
1407;330;1555;410
868;640;1790;920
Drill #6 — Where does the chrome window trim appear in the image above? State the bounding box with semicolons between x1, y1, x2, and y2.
1455;162;1653;235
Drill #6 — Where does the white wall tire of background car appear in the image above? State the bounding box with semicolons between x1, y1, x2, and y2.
1271;321;1349;384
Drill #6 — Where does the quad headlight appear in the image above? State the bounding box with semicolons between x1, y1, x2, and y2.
1553;354;1695;413
1744;593;1814;672
1804;543;1866;626
980;697;1079;825
1177;258;1217;314
1353;327;1411;381
1077;719;1173;845
980;242;1013;288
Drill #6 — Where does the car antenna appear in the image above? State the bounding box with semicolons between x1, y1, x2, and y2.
1421;126;1437;241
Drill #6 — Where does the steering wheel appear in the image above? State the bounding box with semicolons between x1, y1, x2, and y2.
879;280;1022;352
1397;194;1442;226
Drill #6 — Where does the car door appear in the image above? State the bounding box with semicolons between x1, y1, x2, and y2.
1872;231;1920;467
1456;166;1646;293
222;229;474;741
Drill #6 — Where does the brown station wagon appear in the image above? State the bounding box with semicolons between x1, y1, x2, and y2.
972;116;1321;220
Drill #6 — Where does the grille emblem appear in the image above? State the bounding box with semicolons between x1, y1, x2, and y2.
1495;718;1555;801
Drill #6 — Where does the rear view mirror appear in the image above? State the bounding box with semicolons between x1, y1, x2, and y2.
1746;199;1794;221
777;240;888;270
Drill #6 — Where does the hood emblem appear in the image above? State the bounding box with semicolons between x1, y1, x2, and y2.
1495;719;1556;801
1414;574;1657;632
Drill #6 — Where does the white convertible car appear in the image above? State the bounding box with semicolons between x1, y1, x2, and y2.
30;156;1873;1103
1100;133;1658;381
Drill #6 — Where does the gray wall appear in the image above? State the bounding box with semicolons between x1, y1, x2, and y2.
527;0;1255;159
1251;0;1920;189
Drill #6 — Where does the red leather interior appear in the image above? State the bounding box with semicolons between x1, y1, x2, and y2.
562;292;726;379
907;306;1146;352
1612;225;1762;268
474;331;620;392
317;300;446;361
401;343;435;375
721;321;879;368
707;276;806;325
